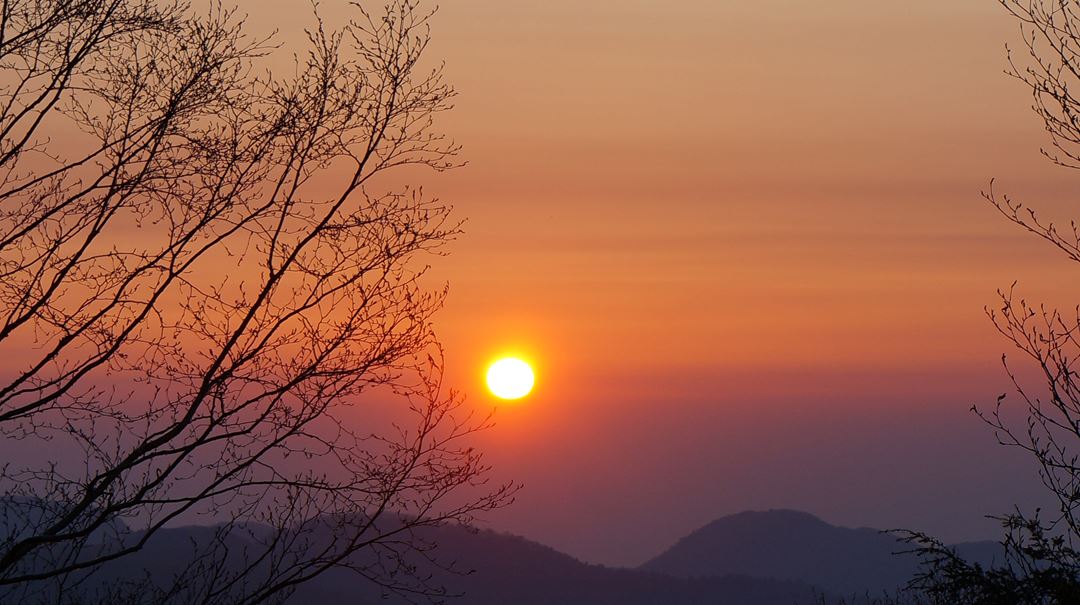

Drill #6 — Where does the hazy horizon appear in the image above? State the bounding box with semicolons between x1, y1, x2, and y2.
2;0;1071;579
421;0;1066;566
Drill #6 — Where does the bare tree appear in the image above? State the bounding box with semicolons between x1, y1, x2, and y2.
897;1;1080;603
0;0;512;603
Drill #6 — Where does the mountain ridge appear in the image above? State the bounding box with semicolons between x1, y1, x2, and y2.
640;508;1002;596
1;500;1002;603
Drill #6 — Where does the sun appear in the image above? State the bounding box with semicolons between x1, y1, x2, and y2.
486;357;535;400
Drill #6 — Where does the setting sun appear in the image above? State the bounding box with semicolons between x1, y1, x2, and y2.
486;358;535;400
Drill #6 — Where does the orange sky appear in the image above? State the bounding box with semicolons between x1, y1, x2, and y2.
425;0;1075;376
247;1;1074;565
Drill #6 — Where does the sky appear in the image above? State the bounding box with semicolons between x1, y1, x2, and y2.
248;0;1077;566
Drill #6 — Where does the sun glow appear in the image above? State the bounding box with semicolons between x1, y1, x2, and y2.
486;357;535;400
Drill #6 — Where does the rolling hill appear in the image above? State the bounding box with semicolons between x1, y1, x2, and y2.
641;509;1002;596
2;501;1003;604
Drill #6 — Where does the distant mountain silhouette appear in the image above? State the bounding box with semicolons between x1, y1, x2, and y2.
640;509;1003;596
3;501;1004;604
290;521;827;605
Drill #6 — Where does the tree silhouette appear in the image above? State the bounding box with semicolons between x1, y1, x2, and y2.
0;0;512;602
898;1;1080;602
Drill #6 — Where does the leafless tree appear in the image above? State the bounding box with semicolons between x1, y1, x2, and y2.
895;1;1080;602
983;0;1080;556
0;0;512;603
